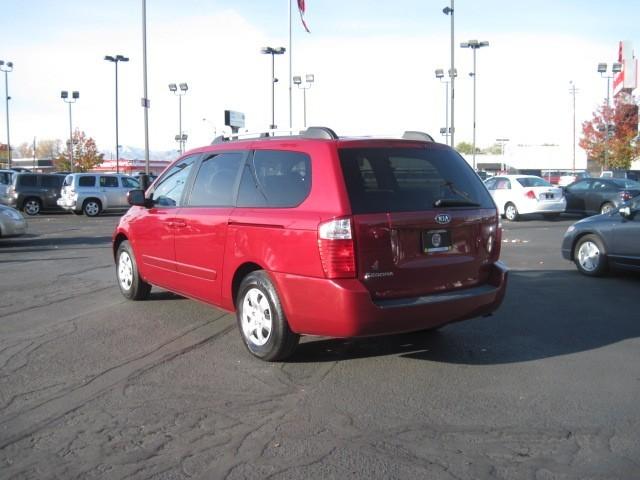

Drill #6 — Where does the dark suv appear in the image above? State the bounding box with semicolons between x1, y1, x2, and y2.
1;173;66;215
113;127;508;361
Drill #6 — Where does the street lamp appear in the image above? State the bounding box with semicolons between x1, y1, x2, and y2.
104;54;129;173
169;82;188;154
261;46;286;130
442;2;455;147
0;60;13;168
435;68;456;146
293;73;314;127
597;62;622;171
461;39;489;170
61;90;79;173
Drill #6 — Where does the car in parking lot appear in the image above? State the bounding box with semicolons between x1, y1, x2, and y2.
0;204;27;237
58;173;141;216
563;177;640;216
0;169;15;200
562;195;640;276
112;127;508;361
484;174;566;221
0;172;66;215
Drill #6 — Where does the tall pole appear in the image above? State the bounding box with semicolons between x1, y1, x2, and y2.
449;1;455;148
605;76;610;171
569;81;577;173
68;102;74;172
115;60;120;173
4;70;10;168
472;47;477;169
178;94;183;154
288;0;292;129
302;88;307;128
271;53;276;129
444;80;449;146
33;136;36;170
142;0;150;175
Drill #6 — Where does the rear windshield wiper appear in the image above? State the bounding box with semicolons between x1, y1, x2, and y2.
433;198;480;207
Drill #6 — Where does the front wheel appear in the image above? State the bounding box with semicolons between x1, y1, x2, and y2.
574;234;607;276
83;199;102;217
236;271;299;361
23;198;41;216
116;240;151;300
504;202;519;221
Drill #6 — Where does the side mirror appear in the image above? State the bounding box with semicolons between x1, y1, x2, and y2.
127;189;152;208
619;206;632;219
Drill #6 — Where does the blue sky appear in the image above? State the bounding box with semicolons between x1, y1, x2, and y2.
3;1;640;162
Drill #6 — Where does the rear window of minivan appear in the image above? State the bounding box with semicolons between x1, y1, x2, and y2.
17;175;38;187
78;176;96;187
339;147;494;214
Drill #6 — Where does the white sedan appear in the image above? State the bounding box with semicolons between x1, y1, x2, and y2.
484;175;566;221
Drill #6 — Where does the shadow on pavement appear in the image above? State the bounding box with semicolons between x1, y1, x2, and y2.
0;235;112;249
289;270;640;364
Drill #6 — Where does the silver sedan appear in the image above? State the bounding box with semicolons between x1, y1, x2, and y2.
0;204;27;237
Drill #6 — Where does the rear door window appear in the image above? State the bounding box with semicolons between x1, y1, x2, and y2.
99;176;119;188
41;175;62;188
338;147;494;214
78;176;96;187
18;175;38;187
187;152;244;207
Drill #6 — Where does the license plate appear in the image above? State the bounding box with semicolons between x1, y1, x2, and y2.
422;229;451;253
544;193;554;199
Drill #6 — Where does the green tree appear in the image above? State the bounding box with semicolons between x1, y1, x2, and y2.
483;143;503;155
455;142;475;154
55;130;104;172
37;139;63;160
580;98;639;170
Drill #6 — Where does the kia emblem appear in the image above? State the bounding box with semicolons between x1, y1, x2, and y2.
435;213;451;224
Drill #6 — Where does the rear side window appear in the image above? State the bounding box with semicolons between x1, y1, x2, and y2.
78;176;96;187
63;175;73;187
517;177;551;188
187;153;243;207
339;147;494;214
18;175;37;187
237;150;311;207
99;176;119;188
41;175;62;188
0;172;10;185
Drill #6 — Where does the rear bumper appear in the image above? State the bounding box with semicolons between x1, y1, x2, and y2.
0;218;27;236
272;261;508;337
57;197;78;210
518;198;566;215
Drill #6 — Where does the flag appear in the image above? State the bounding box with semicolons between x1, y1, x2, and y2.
297;0;310;33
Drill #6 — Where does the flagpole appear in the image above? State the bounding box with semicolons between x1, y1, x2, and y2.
289;0;293;129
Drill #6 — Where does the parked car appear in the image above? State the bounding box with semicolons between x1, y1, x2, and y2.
0;169;15;201
558;170;590;187
0;204;27;237
57;173;141;216
563;178;640;216
561;194;640;276
113;127;508;361
484;175;566;221
0;172;66;215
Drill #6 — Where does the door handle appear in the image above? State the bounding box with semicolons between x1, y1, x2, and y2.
168;220;187;228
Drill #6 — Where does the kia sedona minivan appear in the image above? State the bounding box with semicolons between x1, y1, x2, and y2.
113;127;508;361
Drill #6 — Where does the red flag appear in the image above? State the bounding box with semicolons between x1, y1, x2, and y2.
297;0;310;33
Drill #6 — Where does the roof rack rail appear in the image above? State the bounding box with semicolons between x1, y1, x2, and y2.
402;131;434;142
211;126;339;144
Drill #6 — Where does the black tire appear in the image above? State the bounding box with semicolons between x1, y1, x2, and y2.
83;199;102;217
600;202;614;215
574;234;608;277
116;240;151;300
23;197;42;216
504;202;519;221
236;271;299;361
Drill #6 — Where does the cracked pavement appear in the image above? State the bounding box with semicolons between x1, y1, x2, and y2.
0;213;639;479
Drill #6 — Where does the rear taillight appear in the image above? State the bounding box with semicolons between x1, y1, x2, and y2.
620;190;633;202
7;186;15;196
317;217;356;279
525;190;536;200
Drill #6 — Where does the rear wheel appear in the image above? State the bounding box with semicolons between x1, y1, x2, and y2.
83;199;102;217
600;202;614;215
236;271;299;361
504;202;519;221
116;240;151;300
23;197;41;216
574;234;607;276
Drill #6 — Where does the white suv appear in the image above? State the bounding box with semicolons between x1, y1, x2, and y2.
58;173;140;216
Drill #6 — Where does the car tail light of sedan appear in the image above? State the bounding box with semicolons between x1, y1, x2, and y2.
525;190;536;200
619;190;634;202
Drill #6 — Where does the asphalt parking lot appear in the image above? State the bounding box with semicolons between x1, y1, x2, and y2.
0;212;639;479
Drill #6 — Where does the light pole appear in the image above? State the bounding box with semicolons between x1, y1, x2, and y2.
569;81;579;173
496;138;509;173
442;2;455;148
0;60;13;169
105;55;129;173
435;68;456;145
169;83;188;154
293;74;314;127
461;40;489;170
261;46;286;130
597;62;621;171
61;91;79;173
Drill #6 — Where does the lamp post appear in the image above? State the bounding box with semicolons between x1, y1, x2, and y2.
169;83;188;154
0;60;13;169
461;39;489;170
61;91;79;172
496;138;509;173
104;55;129;173
435;68;456;146
597;62;621;171
293;74;314;127
442;2;455;148
569;81;579;173
261;46;286;130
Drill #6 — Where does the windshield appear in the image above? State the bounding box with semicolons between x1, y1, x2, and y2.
517;177;552;188
338;147;494;214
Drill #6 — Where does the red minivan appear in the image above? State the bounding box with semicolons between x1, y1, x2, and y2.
113;128;508;361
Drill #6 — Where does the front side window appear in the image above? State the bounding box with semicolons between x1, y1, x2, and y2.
187;153;244;207
121;177;140;189
99;176;119;188
78;176;96;187
151;156;197;207
237;150;311;208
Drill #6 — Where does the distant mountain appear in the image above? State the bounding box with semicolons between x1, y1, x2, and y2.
100;145;179;161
